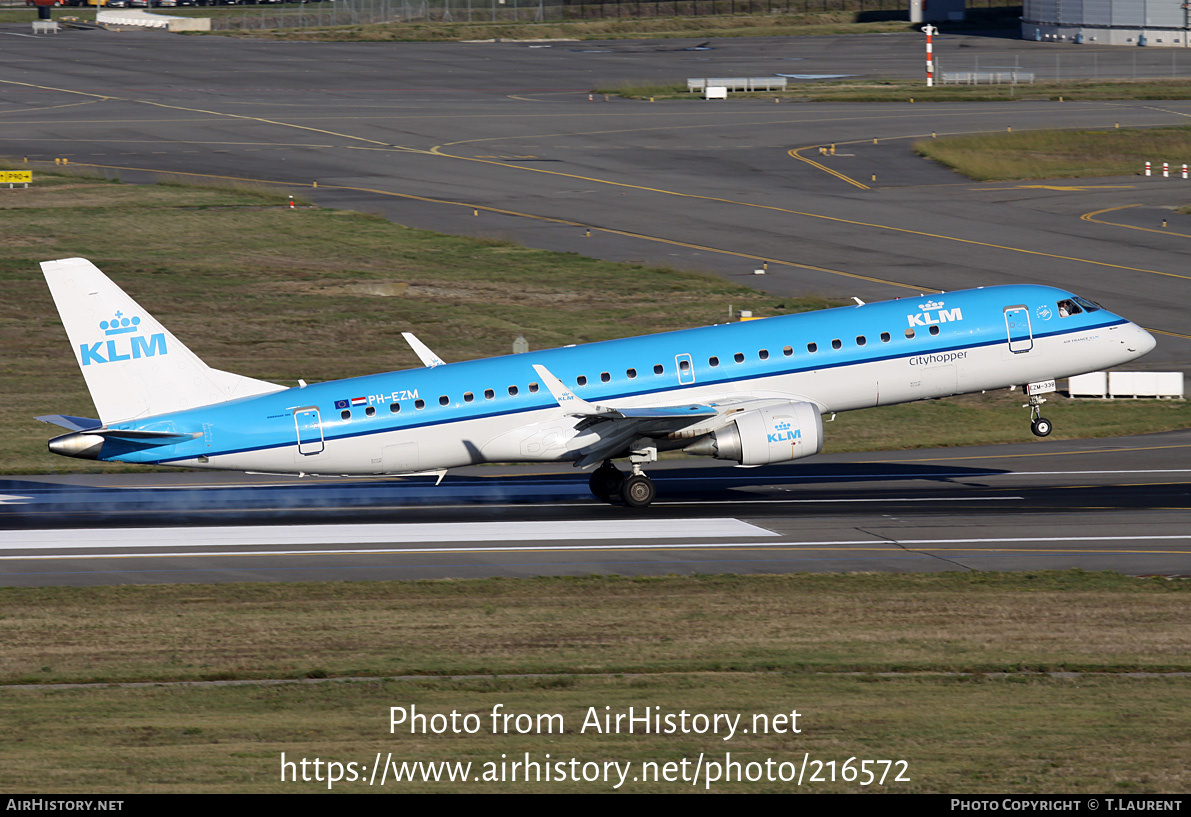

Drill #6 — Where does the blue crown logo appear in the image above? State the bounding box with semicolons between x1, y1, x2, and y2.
774;420;791;431
919;300;944;310
100;311;141;336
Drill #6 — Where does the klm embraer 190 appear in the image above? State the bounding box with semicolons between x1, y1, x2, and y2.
38;258;1156;508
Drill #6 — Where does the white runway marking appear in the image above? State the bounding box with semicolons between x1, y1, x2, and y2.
0;518;774;551
1;534;1189;562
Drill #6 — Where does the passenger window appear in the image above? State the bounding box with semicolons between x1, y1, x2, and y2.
880;332;891;343
341;409;351;420
576;375;587;386
654;364;664;375
783;346;793;357
439;395;449;406
708;357;719;367
508;385;518;396
390;402;400;413
831;339;842;350
679;359;690;371
366;406;376;417
758;350;769;360
601;372;611;382
905;328;915;339
464;392;474;403
416;399;426;409
484;389;494;400
929;325;940;336
627;368;637;379
734;353;744;363
807;342;817;353
529;382;539;393
856;336;866;347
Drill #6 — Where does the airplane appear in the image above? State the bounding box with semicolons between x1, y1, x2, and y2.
37;257;1156;508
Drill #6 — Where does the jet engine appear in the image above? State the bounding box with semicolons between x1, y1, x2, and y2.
683;401;823;465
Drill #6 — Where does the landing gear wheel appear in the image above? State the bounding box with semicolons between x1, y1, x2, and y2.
621;474;656;509
589;462;625;502
1031;418;1053;437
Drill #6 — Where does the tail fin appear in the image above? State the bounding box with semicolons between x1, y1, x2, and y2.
41;258;284;424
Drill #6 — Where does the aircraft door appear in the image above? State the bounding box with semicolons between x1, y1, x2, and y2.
1004;306;1033;353
675;353;696;385
294;407;325;455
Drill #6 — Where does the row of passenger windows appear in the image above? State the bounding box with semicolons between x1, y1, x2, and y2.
337;323;946;420
340;382;543;420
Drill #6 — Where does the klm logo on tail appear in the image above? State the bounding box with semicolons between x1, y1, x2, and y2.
768;419;802;444
908;299;963;328
79;312;168;366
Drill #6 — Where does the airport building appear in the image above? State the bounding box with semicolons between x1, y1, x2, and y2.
1022;0;1191;47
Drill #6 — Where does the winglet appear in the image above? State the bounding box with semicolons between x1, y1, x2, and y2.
532;364;616;417
402;332;446;368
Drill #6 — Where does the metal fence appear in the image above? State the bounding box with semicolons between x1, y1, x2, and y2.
209;0;1019;30
937;50;1188;81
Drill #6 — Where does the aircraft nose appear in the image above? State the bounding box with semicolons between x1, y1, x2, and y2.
1129;324;1157;356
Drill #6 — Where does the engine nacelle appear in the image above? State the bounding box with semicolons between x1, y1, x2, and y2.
684;401;823;465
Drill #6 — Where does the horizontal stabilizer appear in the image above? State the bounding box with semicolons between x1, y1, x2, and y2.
92;428;202;443
36;414;102;432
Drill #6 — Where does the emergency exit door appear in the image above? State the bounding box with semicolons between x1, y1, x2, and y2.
1004;306;1033;353
294;408;324;455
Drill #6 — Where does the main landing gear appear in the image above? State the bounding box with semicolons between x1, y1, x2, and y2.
588;449;658;508
1025;393;1053;438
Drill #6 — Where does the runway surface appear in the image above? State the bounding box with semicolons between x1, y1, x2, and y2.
2;429;1188;585
0;28;1189;370
1;27;1189;586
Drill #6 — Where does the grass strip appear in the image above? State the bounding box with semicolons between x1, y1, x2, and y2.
1;571;1188;792
2;673;1189;792
3;572;1188;686
914;125;1191;180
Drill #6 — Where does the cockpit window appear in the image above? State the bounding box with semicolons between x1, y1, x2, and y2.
1073;296;1102;313
1056;299;1083;318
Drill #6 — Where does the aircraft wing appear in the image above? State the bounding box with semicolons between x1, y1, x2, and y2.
402;332;446;368
532;363;770;467
531;364;830;467
532;364;717;423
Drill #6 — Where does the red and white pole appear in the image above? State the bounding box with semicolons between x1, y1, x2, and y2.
1183;164;1188;179
922;25;938;87
1145;161;1151;176
1164;161;1170;178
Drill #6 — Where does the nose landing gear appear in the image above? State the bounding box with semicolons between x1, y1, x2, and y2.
1025;394;1052;437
